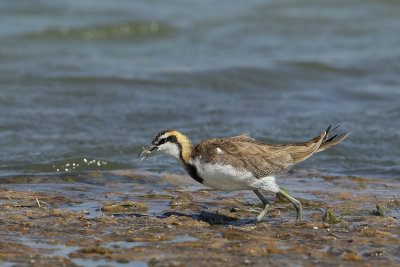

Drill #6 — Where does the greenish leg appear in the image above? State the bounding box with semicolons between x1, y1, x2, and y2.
253;190;270;222
278;189;302;221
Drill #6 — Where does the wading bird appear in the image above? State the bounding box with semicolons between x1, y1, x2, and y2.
138;125;349;221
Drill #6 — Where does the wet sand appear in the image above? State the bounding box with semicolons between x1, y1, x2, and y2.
0;170;399;266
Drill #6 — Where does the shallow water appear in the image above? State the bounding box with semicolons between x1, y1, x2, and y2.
1;0;400;180
1;171;399;266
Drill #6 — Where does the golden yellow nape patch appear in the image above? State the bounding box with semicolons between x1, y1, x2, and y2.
169;130;192;162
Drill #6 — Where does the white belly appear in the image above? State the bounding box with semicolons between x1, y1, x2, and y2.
193;158;280;192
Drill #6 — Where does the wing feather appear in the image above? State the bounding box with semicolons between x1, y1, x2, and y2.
192;127;347;178
193;137;293;178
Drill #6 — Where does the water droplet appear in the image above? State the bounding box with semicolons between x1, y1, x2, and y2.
149;22;159;32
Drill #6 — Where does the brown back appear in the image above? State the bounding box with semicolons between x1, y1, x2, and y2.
192;132;328;178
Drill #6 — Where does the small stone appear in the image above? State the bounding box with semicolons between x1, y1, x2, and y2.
80;246;112;255
243;259;252;265
323;209;342;224
170;195;192;208
374;202;388;216
341;252;362;261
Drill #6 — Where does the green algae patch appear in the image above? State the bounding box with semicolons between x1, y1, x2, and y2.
322;208;342;224
101;201;147;213
142;194;173;199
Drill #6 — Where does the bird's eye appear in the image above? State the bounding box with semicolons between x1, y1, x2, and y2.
157;138;167;146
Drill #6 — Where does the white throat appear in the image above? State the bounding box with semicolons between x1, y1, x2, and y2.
157;142;180;160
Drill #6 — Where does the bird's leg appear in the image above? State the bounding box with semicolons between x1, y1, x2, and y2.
253;190;270;222
278;189;302;221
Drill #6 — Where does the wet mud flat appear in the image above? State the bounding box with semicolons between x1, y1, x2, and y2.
0;170;399;266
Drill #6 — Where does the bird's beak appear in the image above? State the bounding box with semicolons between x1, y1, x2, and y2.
137;145;158;161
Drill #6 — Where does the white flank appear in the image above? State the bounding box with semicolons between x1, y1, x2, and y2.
216;147;224;154
193;158;279;192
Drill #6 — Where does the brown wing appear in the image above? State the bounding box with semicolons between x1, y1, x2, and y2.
193;137;293;178
282;131;326;164
230;134;256;142
193;130;329;178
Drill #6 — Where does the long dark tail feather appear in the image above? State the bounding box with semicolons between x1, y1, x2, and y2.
286;124;350;164
323;125;332;141
318;124;350;153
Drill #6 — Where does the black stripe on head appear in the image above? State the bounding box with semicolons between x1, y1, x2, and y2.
166;135;177;144
153;132;180;148
152;130;174;145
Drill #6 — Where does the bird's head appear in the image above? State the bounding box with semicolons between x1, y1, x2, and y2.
138;130;192;162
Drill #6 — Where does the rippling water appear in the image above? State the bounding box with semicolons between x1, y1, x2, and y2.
0;0;399;179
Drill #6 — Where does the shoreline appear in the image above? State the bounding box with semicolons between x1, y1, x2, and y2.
1;170;399;266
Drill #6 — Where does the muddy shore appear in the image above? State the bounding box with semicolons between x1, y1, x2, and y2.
0;170;399;266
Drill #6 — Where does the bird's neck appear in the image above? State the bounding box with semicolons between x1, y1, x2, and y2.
170;131;193;164
171;132;204;184
180;144;193;165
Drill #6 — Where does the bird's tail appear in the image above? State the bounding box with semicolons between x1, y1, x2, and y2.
316;124;351;153
287;124;350;164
